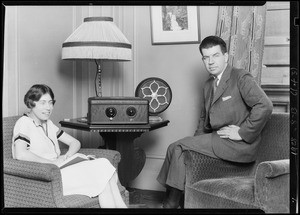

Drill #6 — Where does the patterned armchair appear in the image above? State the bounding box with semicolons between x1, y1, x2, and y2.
184;112;290;213
2;115;129;208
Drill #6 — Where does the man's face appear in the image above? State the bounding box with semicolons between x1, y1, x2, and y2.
201;45;228;76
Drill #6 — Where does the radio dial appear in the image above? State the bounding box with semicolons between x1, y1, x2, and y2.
126;107;137;117
105;107;117;118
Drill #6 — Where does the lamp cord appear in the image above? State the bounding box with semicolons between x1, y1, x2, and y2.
94;59;102;97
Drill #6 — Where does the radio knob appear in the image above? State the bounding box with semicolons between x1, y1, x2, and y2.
105;107;117;118
126;107;137;117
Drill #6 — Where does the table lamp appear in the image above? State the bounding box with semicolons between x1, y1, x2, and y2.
62;17;132;97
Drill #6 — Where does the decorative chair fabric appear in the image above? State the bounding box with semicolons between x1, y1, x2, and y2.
216;5;267;85
2;115;129;207
184;112;290;213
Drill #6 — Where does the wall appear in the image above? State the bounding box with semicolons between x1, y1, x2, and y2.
131;6;219;190
261;2;290;113
3;5;219;191
3;6;75;134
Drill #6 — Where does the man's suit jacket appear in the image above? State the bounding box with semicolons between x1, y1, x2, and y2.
194;65;273;163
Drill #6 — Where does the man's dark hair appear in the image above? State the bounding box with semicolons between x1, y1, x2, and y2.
199;36;227;55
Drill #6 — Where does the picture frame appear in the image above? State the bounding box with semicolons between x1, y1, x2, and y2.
150;6;200;45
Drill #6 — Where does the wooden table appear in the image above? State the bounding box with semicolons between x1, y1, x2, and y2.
59;118;169;187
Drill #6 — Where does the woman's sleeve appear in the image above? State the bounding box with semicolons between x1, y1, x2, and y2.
49;120;64;139
13;118;31;147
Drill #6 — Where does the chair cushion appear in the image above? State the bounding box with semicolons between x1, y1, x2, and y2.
185;176;257;208
63;195;100;208
63;182;127;208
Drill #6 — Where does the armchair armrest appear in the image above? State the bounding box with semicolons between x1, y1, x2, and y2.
4;158;61;182
254;159;290;213
78;148;121;168
255;159;290;178
4;149;121;182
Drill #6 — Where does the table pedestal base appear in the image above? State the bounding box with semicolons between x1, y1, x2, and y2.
100;132;146;187
59;118;169;187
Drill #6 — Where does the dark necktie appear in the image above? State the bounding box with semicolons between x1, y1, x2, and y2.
210;77;218;106
213;77;218;96
208;77;218;129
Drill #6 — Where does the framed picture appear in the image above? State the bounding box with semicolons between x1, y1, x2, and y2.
150;6;200;45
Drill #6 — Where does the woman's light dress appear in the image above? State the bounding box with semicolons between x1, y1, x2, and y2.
12;115;116;197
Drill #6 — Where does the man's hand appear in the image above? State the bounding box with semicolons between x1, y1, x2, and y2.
217;125;242;141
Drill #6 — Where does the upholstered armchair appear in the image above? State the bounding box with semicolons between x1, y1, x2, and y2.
184;112;290;213
3;115;129;207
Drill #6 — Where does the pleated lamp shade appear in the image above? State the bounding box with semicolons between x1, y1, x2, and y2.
62;17;132;60
62;17;132;97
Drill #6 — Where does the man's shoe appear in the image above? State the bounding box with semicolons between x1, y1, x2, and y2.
162;187;182;209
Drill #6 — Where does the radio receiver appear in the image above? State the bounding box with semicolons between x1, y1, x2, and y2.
87;97;149;125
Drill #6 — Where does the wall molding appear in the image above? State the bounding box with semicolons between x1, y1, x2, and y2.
3;6;20;117
146;153;165;160
133;6;137;93
72;6;77;120
16;6;20;115
71;6;78;138
262;84;290;112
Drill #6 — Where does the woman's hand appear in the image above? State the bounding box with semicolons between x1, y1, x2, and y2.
52;155;67;166
57;132;81;157
63;154;71;160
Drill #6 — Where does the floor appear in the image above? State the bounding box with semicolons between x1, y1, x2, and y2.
127;188;265;213
128;188;185;209
128;188;165;208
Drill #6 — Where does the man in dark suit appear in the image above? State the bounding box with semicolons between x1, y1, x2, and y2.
157;35;273;208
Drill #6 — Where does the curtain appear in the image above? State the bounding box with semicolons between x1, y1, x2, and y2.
216;5;267;85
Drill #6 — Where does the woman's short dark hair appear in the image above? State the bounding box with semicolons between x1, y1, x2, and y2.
24;84;55;108
199;35;227;55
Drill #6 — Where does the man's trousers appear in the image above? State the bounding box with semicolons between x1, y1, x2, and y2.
156;133;218;191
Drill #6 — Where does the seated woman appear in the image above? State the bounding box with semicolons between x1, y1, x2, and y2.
12;84;127;208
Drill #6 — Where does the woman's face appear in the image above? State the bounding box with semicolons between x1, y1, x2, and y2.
31;93;54;123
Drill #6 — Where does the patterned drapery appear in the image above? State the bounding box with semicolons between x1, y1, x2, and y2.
216;5;267;85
